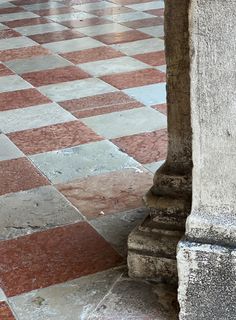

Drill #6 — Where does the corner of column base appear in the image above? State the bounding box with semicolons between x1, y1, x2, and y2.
177;239;236;320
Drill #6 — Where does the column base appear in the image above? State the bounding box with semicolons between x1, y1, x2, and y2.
177;240;236;320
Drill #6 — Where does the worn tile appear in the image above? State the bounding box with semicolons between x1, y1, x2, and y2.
0;74;32;93
0;45;50;62
126;0;164;11
33;7;80;17
0;222;123;297
0;88;51;111
3;17;49;28
79;56;149;77
89;277;178;320
61;46;123;64
82;107;166;139
0;29;21;39
0;12;39;22
76;23;130;36
22;1;65;11
0;134;24;161
0;185;84;240
22;66;90;87
74;1;118;11
0;63;14;76
57;168;152;219
144;160;165;173
101;68;165;89
133;50;166;66
59;91;143;118
139;25;164;37
94;30;151;45
121;16;164;28
14;22;68;36
106;11;155;23
90;208;148;255
124;82;166;105
153;103;167;115
10;268;124;320
112;38;164;55
112;129;167;164
90;6;133;16
47;12;95;23
61;17;110;28
0;301;15;320
8;120;102;155
29;140;141;184
38;78;117;102
43;37;104;53
0;36;36;50
6;54;72;74
29;29;84;44
0;103;76;133
0;158;49;196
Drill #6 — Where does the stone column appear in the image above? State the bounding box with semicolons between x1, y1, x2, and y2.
127;0;192;283
177;0;236;319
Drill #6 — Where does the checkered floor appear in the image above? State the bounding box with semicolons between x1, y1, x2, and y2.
0;0;178;319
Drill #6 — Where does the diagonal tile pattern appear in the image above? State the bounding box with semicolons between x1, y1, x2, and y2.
0;0;173;318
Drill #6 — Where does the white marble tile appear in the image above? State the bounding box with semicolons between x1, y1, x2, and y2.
138;25;164;38
156;64;166;73
0;75;32;93
0;11;39;22
43;37;104;53
0;103;76;133
22;1;66;11
38;78;117;102
0;36;37;50
144;160;165;173
0;23;7;30
73;1;118;11
47;11;95;22
79;56;149;76
15;23;68;36
112;38;164;55
0;134;24;161
105;11;155;23
126;0;164;11
76;23;130;36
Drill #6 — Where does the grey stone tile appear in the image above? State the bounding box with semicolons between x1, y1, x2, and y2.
22;1;65;11
0;186;83;240
48;12;95;22
144;160;165;173
89;277;178;320
90;208;149;256
43;37;104;53
15;23;68;36
82;107;167;139
79;56;149;77
0;103;76;133
156;65;166;73
6;55;73;74
139;25;164;38
0;134;24;161
112;38;164;55
74;1;118;11
124;83;166;106
0;36;37;50
0;288;7;302
0;2;15;9
0;12;39;22
29;140;142;184
0;23;7;30
76;23;130;37
10;267;124;320
0;75;32;93
126;0;164;11
106;11;155;23
38;78;117;102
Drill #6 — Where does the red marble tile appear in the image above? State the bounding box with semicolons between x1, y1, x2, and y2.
0;63;14;77
29;29;84;44
4;17;50;28
61;17;110;28
112;129;168;164
0;29;21;39
101;69;166;90
0;158;49;196
0;88;51;111
90;6;133;16
61;46;124;64
145;8;164;16
59;91;143;118
0;222;123;297
57;169;152;218
22;66;90;86
133;51;166;66
33;7;79;16
0;7;25;14
0;46;50;62
121;17;164;29
153;103;167;115
8;120;103;155
94;30;151;45
0;302;15;320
